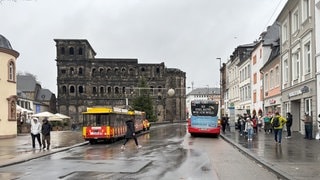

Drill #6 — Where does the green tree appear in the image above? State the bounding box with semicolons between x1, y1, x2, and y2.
132;78;156;122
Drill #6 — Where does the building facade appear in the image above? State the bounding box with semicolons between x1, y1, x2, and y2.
0;34;19;138
186;87;220;118
225;43;257;129
251;22;280;116
315;1;320;134
261;41;282;119
54;39;186;123
277;0;317;135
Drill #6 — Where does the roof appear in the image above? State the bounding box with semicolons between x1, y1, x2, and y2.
0;34;13;50
260;22;280;46
187;87;220;95
17;74;38;92
36;89;54;101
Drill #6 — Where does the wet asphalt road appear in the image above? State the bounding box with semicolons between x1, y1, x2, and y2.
0;124;279;180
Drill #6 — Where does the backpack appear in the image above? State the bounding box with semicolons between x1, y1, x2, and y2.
272;117;280;127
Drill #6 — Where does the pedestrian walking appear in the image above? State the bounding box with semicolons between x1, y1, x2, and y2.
30;117;42;149
251;114;258;134
41;117;52;150
239;114;246;136
264;113;272;134
121;118;142;150
258;115;263;132
221;116;227;133
301;112;313;140
286;112;293;138
245;118;254;141
271;112;287;144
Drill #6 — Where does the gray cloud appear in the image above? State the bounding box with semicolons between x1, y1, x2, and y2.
1;0;287;94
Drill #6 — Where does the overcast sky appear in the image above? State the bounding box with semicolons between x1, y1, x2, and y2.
1;0;287;94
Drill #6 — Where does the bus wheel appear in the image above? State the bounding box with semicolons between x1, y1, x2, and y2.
89;139;96;144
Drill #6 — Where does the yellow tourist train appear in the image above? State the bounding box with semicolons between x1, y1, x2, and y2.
82;106;146;144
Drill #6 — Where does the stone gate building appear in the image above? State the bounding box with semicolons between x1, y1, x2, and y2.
54;39;186;124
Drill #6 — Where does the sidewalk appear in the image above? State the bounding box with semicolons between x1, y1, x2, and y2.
220;129;320;180
0;131;88;168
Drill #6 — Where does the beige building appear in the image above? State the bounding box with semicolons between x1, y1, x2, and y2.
277;0;317;136
0;35;19;138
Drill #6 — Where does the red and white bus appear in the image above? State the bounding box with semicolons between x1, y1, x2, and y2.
187;100;221;137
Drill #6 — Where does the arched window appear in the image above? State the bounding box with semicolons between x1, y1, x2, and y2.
99;68;104;76
62;86;67;93
7;96;16;121
92;68;96;77
70;86;75;93
78;67;83;75
100;87;104;94
78;48;83;55
129;68;134;75
61;47;65;55
121;68;126;74
107;87;112;94
93;87;97;94
122;87;126;94
70;67;74;75
156;67;160;73
69;47;74;55
107;68;112;74
8;61;15;82
115;87;119;94
79;86;84;93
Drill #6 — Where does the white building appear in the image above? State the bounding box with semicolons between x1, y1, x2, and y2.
186;87;220;118
238;55;251;113
251;22;280;116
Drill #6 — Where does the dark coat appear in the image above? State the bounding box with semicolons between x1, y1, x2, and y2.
125;120;136;139
41;120;52;136
286;113;293;127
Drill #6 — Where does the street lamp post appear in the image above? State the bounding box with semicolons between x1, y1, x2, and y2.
216;58;222;118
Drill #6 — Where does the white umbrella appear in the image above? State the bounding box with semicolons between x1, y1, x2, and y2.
31;111;56;118
48;115;64;122
55;113;70;119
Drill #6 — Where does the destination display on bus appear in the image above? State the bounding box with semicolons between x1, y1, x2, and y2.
191;100;218;116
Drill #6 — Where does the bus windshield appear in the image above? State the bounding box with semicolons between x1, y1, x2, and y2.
191;100;218;116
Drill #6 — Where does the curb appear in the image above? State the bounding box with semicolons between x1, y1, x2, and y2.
0;141;89;168
220;133;294;180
